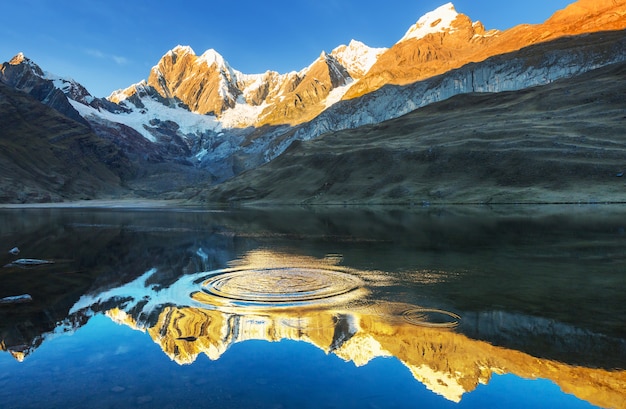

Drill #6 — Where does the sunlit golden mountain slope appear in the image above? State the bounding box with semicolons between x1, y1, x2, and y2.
343;0;626;99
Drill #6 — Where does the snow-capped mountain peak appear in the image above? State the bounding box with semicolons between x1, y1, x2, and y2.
169;45;195;57
330;39;387;78
8;52;86;98
198;48;230;70
8;52;45;76
399;2;460;42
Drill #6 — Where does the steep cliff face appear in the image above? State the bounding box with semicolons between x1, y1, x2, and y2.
146;46;244;116
256;52;353;126
342;0;626;100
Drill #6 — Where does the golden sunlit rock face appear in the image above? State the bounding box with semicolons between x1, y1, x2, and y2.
147;46;242;116
256;53;352;126
138;47;353;127
342;0;626;100
113;0;626;129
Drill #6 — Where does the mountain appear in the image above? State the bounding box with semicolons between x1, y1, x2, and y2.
342;0;626;99
0;53;91;126
0;81;133;202
0;53;124;121
201;55;626;205
89;0;626;187
278;28;626;158
1;0;626;203
0;55;214;201
113;40;384;128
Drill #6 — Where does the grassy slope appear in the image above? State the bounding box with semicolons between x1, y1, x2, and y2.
0;83;133;203
200;61;626;205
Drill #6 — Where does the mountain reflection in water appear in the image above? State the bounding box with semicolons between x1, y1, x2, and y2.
0;206;625;408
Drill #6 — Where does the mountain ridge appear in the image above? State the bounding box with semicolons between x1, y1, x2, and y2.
342;0;626;99
1;0;626;203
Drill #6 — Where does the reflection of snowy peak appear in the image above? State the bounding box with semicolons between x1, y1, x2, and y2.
62;255;626;407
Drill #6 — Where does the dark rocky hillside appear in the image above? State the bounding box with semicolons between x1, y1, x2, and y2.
0;83;134;203
199;61;626;205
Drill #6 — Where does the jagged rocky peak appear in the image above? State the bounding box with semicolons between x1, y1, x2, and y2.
146;45;242;116
3;51;119;113
8;52;26;64
8;52;45;75
330;40;387;78
108;80;161;108
197;48;230;69
319;51;352;88
163;45;232;71
1;52;91;125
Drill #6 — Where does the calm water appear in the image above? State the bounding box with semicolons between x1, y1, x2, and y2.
0;205;624;409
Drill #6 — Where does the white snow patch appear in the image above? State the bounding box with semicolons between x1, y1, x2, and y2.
70;93;221;142
170;45;195;56
331;40;387;77
399;2;459;42
406;364;466;403
195;148;209;161
219;100;268;128
197;49;228;69
324;79;354;108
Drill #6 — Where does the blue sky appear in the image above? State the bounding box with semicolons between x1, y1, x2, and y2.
1;0;574;97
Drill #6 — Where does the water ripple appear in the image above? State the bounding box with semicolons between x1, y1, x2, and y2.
193;267;364;308
402;308;461;328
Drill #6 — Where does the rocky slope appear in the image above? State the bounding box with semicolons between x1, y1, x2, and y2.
0;82;134;203
201;58;626;205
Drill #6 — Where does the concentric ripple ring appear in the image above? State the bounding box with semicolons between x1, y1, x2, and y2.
195;267;364;308
402;308;461;328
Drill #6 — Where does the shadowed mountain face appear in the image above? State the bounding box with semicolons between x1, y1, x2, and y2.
0;83;135;203
201;59;626;205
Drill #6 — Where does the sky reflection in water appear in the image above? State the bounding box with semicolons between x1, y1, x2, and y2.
0;206;624;408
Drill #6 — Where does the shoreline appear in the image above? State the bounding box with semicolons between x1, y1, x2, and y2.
0;199;195;209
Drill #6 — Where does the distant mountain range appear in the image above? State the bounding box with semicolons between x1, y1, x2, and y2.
1;0;625;204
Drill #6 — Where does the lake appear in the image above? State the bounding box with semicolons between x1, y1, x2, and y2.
0;204;625;409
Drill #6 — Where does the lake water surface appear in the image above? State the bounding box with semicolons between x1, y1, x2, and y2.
0;205;625;409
